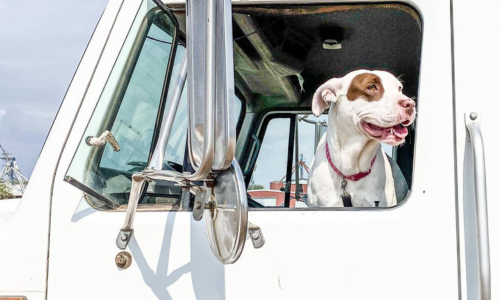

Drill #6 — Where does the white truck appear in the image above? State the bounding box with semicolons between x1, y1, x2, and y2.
0;0;498;299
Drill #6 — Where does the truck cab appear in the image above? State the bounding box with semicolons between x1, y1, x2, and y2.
0;0;498;299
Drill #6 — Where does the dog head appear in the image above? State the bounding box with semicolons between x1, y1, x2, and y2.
312;70;416;146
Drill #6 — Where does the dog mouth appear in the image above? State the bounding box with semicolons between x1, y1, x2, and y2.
362;120;411;145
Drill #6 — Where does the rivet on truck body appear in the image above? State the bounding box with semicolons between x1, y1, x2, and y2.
115;251;132;269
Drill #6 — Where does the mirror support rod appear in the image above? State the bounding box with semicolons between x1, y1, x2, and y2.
148;0;179;162
116;174;148;249
149;56;188;170
465;112;491;300
118;57;188;248
116;169;186;249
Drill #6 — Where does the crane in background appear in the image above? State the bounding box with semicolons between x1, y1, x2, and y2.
0;143;28;195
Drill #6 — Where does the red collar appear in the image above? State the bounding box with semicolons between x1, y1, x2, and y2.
325;142;376;181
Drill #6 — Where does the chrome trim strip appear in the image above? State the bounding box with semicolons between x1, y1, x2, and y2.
465;112;491;300
450;0;463;297
64;176;117;209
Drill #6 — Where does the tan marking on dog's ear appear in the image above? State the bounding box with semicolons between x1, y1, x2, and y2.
346;73;385;102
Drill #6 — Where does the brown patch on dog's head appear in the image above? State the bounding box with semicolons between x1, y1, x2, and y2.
346;73;385;101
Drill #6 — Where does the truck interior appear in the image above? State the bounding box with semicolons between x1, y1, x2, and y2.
65;2;422;210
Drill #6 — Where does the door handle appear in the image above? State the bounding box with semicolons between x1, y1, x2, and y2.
465;112;491;300
85;130;120;152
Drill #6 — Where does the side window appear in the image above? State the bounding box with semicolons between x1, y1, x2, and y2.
66;8;185;209
248;118;291;207
247;113;399;209
99;31;186;174
235;3;420;209
66;6;242;210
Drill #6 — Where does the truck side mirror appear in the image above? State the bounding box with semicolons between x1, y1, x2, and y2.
116;0;249;265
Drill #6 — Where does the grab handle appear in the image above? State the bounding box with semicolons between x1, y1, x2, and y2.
243;134;260;176
465;112;491;300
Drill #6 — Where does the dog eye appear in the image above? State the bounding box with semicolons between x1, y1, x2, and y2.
367;84;378;91
399;86;403;92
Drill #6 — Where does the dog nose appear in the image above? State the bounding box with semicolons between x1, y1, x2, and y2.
398;99;415;109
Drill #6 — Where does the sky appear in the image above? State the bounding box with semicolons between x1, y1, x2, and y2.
0;0;108;178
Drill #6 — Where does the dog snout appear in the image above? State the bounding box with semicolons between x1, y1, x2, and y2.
398;98;416;115
398;98;415;109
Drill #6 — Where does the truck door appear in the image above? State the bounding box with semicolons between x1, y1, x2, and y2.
230;1;458;297
48;0;460;299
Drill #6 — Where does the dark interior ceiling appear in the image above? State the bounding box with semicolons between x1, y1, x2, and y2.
172;3;422;112
169;3;421;187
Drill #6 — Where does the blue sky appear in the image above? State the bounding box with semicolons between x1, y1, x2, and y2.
0;0;108;178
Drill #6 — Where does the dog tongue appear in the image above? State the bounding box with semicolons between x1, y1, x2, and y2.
392;125;407;137
382;124;407;139
367;123;408;139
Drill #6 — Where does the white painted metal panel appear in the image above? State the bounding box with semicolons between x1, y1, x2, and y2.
45;0;459;299
0;0;122;294
225;0;459;298
453;0;500;298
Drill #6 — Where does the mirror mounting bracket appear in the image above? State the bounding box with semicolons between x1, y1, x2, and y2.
115;169;219;249
248;222;265;249
192;184;211;221
116;229;133;250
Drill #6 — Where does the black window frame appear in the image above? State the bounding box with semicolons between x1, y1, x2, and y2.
243;110;304;208
241;108;413;210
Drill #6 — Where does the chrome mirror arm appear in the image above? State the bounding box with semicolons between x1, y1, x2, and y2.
144;171;216;222
149;56;188;170
115;166;248;250
116;173;147;249
116;169;188;249
116;55;191;250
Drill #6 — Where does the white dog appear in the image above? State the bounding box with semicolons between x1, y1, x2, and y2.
307;70;416;207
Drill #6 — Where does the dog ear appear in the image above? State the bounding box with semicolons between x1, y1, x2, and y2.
312;78;343;117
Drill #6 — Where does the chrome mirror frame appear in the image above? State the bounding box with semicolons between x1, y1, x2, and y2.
188;0;235;174
186;0;209;173
213;0;236;171
149;0;235;179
